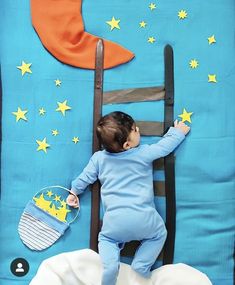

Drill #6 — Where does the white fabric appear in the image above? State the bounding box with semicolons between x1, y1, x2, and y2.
29;249;212;285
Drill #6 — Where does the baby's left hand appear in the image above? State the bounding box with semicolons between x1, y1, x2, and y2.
174;120;190;135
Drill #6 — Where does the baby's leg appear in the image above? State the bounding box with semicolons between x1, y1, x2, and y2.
131;224;167;278
98;233;121;285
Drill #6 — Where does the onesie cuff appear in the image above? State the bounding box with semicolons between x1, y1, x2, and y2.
167;127;185;139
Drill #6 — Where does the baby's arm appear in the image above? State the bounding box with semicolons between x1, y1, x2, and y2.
144;120;190;161
67;154;98;207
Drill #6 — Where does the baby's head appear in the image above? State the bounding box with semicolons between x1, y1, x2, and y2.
96;111;140;153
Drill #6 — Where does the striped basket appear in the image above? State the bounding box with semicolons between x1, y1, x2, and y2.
18;186;79;251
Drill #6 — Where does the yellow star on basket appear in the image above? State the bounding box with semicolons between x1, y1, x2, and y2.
56;100;71;116
52;129;59;136
12;107;28;122
149;3;156;10
178;108;193;123
148;37;156;44
189;59;199;69
17;61;32;76
139;21;147;28
46;190;53;198
54;79;62;86
36;138;50;153
106;17;120;31
178;10;187;19
72;137;80;144
208;35;216;45
39;108;46;116
54;195;61;202
208;74;217;83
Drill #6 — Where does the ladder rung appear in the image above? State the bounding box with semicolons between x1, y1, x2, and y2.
103;86;165;104
136;121;164;136
154;181;165;196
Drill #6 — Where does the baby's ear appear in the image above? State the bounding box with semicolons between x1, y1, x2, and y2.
123;141;130;150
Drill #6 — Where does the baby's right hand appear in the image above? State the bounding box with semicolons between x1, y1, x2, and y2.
66;193;79;208
174;120;190;135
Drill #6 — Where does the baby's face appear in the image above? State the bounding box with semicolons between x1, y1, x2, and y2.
127;124;140;148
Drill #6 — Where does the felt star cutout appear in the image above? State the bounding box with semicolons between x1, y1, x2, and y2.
46;190;53;198
106;17;120;31
149;3;156;10
208;35;216;45
189;59;199;69
139;21;147;28
17;61;32;76
72;137;79;144
148;37;156;44
54;195;61;202
12;107;28;122
178;108;193;123
52;129;59;136
56;100;71;116
36;138;50;153
55;79;62;86
39;108;46;115
208;74;217;83
178;10;187;19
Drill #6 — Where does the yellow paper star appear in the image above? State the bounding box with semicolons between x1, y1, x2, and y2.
208;35;216;45
56;100;71;116
178;108;193;123
106;17;120;31
17;61;32;76
54;195;61;202
39;108;46;115
149;3;156;10
12;107;28;122
46;190;53;198
178;10;187;19
139;21;147;28
55;79;62;86
148;37;156;44
189;59;199;69
52;129;59;136
36;138;50;153
33;194;52;211
208;74;217;83
72;137;80;144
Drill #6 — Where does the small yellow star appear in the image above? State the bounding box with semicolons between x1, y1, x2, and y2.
56;100;71;116
54;195;61;202
208;35;216;45
55;79;62;86
208;74;217;83
178;108;193;123
149;3;156;10
36;138;50;153
139;21;147;28
178;10;187;19
189;59;199;69
72;137;79;144
52;129;59;136
17;61;32;76
148;36;156;44
106;17;120;31
39;108;46;115
12;107;28;122
46;190;53;198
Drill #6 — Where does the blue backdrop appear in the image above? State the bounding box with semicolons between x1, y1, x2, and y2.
0;1;234;285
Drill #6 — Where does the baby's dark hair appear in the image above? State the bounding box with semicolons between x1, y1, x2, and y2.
96;111;135;153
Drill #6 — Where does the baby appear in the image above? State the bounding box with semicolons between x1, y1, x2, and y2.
67;111;190;285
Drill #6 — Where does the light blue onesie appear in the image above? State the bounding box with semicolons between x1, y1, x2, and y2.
71;127;185;285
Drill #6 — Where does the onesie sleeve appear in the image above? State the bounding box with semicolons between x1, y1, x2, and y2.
143;127;185;162
71;153;99;195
